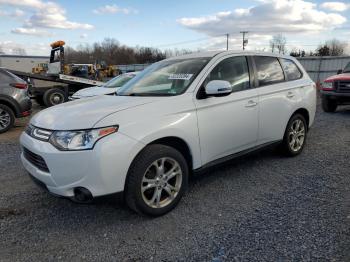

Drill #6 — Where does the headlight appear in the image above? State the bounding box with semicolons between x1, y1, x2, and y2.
50;126;118;151
322;81;333;90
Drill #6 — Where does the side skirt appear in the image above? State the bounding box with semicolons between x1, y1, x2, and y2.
193;140;282;174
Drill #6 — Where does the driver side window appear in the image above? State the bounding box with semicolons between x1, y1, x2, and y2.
205;56;250;93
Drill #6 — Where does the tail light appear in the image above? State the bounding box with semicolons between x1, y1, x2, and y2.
10;83;27;89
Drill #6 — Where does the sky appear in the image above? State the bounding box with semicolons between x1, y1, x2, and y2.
0;0;349;56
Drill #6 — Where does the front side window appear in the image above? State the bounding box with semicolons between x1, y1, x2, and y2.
255;56;284;86
281;59;302;81
117;58;210;96
205;56;250;93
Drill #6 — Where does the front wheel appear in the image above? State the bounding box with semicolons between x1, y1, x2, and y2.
280;114;307;156
125;144;188;216
321;96;337;113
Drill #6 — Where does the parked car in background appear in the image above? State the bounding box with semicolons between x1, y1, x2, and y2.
320;62;350;112
20;51;316;216
69;72;138;100
0;68;31;133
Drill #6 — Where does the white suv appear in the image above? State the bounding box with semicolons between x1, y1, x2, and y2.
20;51;316;216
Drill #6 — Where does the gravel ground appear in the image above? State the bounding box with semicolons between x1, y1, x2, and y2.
0;102;349;261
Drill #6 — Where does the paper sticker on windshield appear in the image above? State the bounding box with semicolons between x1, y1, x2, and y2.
168;74;193;80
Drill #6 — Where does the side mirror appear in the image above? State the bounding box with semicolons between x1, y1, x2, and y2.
337;69;343;74
205;80;232;96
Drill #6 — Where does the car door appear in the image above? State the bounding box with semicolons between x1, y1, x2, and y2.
194;55;259;165
253;56;304;145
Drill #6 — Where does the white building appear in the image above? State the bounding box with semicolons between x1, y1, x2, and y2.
0;54;49;73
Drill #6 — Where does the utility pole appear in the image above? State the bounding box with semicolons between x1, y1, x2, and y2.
240;31;249;50
225;34;229;50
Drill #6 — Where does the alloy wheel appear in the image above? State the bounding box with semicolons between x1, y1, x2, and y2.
0;108;11;130
141;157;182;209
288;119;305;152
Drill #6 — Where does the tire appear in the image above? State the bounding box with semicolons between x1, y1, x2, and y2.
280;114;307;157
43;88;67;107
321;96;337;113
0;104;15;134
35;95;45;107
125;144;189;216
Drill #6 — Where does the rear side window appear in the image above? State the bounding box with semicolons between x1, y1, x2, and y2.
254;56;284;86
205;56;250;93
280;59;302;81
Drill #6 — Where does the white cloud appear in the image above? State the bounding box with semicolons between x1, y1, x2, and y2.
12;9;25;17
320;2;349;12
93;4;138;15
178;0;347;36
0;40;50;55
0;8;25;17
11;27;53;36
80;33;88;39
0;0;94;31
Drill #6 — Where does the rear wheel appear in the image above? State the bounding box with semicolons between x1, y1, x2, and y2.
43;88;67;107
322;96;337;113
0;104;15;134
125;144;188;216
280;114;307;156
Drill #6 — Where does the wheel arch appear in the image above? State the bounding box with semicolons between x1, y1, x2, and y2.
0;96;20;117
147;136;193;171
292;108;310;129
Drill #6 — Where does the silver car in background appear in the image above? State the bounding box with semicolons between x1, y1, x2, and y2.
70;72;139;100
0;68;32;133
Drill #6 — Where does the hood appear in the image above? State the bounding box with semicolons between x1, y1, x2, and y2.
31;95;159;130
325;73;350;82
73;86;116;98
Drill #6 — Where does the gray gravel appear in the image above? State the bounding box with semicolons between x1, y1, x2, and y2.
0;102;350;261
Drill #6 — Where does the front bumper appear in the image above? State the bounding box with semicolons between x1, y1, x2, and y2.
20;131;144;198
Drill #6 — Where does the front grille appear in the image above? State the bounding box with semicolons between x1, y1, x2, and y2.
23;147;50;173
337;81;350;93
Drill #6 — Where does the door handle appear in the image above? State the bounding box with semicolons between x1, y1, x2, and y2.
245;100;258;107
286;92;295;98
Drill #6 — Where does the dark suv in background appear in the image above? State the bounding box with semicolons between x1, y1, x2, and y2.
0;68;32;133
321;62;350;112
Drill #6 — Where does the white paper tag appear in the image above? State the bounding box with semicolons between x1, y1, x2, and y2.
168;73;193;80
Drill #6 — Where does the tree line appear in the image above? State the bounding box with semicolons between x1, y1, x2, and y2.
269;34;349;57
64;38;192;65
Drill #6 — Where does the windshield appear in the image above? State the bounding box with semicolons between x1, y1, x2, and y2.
104;73;136;88
117;57;210;96
343;62;350;73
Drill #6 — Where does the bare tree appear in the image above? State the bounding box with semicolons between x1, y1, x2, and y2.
316;39;348;56
290;48;306;57
64;38;167;65
270;34;287;54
